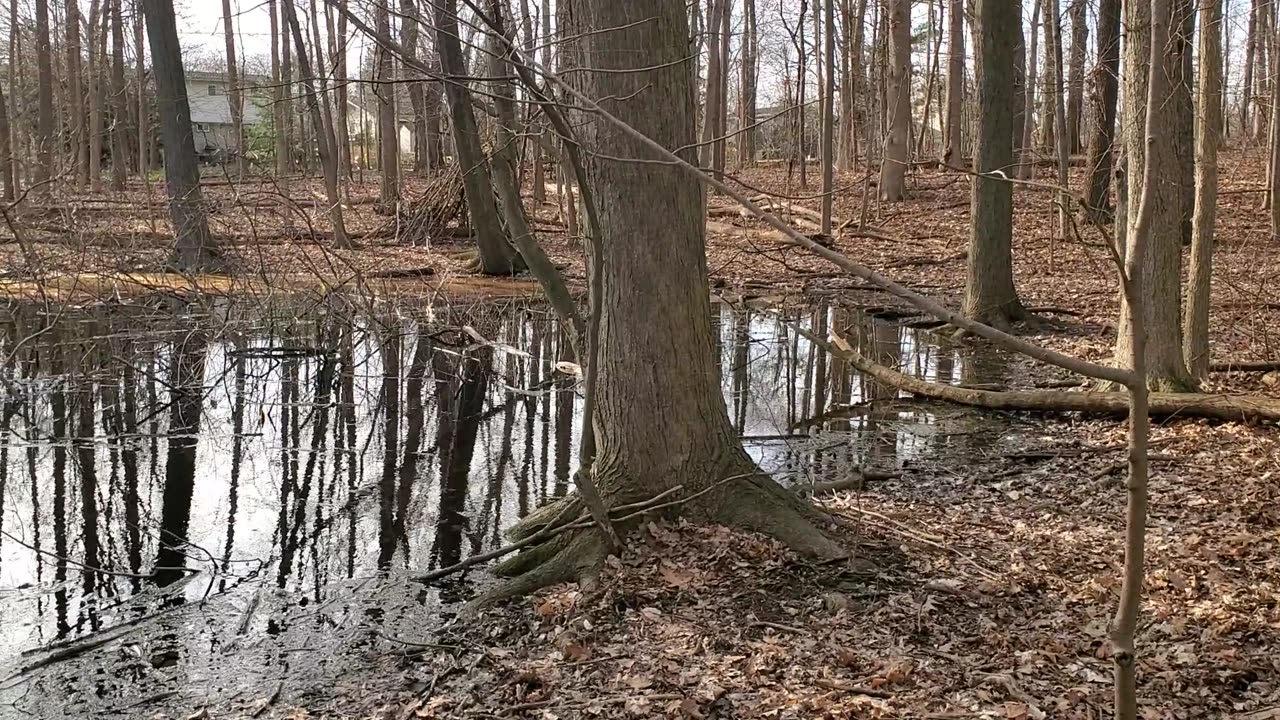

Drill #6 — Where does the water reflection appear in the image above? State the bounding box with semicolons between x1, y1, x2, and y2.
0;299;991;673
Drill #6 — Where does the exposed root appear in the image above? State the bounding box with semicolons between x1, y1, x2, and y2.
468;529;610;612
506;495;583;542
713;475;849;560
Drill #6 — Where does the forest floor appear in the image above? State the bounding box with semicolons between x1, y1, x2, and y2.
2;150;1279;718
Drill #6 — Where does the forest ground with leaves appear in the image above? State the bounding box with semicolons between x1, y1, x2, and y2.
2;153;1279;719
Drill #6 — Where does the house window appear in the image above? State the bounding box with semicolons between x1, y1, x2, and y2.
195;123;207;132
208;84;219;96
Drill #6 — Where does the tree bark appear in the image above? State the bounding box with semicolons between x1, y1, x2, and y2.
34;0;54;195
334;0;353;178
1066;0;1086;153
220;0;246;174
0;84;12;200
1243;0;1258;138
270;0;289;175
1185;0;1222;378
399;0;429;177
376;0;399;205
1017;0;1040;179
1115;0;1196;392
88;0;105;192
820;0;834;233
740;0;758;167
110;0;127;190
66;0;85;186
432;0;519;274
942;0;963;166
489;0;842;602
879;0;910;200
134;0;147;176
1045;0;1070;236
965;0;1027;327
701;0;724;180
281;0;352;248
1085;0;1121;218
140;0;221;270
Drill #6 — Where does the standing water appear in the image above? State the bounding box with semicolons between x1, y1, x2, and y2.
0;297;1000;717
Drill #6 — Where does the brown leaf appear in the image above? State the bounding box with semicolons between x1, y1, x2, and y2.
679;697;705;719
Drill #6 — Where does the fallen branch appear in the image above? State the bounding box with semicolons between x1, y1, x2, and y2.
818;329;1280;423
1209;360;1280;373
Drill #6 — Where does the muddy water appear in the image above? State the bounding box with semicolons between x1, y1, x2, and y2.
0;298;1004;717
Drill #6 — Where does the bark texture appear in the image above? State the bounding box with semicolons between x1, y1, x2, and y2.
489;0;842;602
942;0;963;166
880;0;911;200
1085;0;1121;218
964;0;1026;327
1185;0;1222;378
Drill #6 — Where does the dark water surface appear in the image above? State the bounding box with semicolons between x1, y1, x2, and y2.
0;297;1005;717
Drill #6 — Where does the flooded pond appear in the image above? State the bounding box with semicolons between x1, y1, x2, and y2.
0;297;1008;717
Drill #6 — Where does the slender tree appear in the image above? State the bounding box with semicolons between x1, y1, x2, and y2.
270;0;289;175
220;0;246;174
375;0;399;205
1085;0;1121;218
740;0;758;166
1017;0;1040;179
66;0;85;185
880;0;911;200
1045;0;1070;236
400;0;429;177
140;0;221;269
135;0;147;174
965;0;1027;327
110;0;127;190
942;0;963;165
431;0;520;273
1185;0;1222;378
1066;0;1087;153
88;0;105;191
821;0;834;232
34;0;54;195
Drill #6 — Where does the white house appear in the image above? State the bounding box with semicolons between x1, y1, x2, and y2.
185;70;270;156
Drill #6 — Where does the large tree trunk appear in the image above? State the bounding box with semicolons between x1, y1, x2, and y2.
376;0;399;206
1115;0;1196;391
942;0;963;166
220;0;246;174
965;0;1027;327
1185;0;1222;378
491;0;841;601
879;0;910;200
140;0;221;270
111;0;127;190
1065;0;1086;153
1085;0;1121;218
34;0;54;195
432;0;520;274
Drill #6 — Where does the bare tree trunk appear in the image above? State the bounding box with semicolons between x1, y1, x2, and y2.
34;0;54;195
1174;0;1195;247
717;0;730;175
110;0;127;189
1185;0;1222;378
1018;0;1041;179
270;0;289;175
965;0;1027;327
741;0;758;167
8;0;21;192
281;0;294;173
1115;0;1196;392
1045;0;1070;236
376;0;399;206
821;0;834;233
334;0;352;179
942;0;963;165
66;0;84;186
0;85;11;200
796;0;809;188
135;0;147;176
1085;0;1121;218
140;0;220;270
399;0;429;177
220;0;246;174
88;0;105;191
1066;0;1086;153
701;0;724;180
1243;0;1258;138
281;0;352;247
433;0;519;273
879;0;910;200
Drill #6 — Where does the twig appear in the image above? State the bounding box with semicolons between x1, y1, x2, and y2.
751;620;806;634
813;678;893;699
